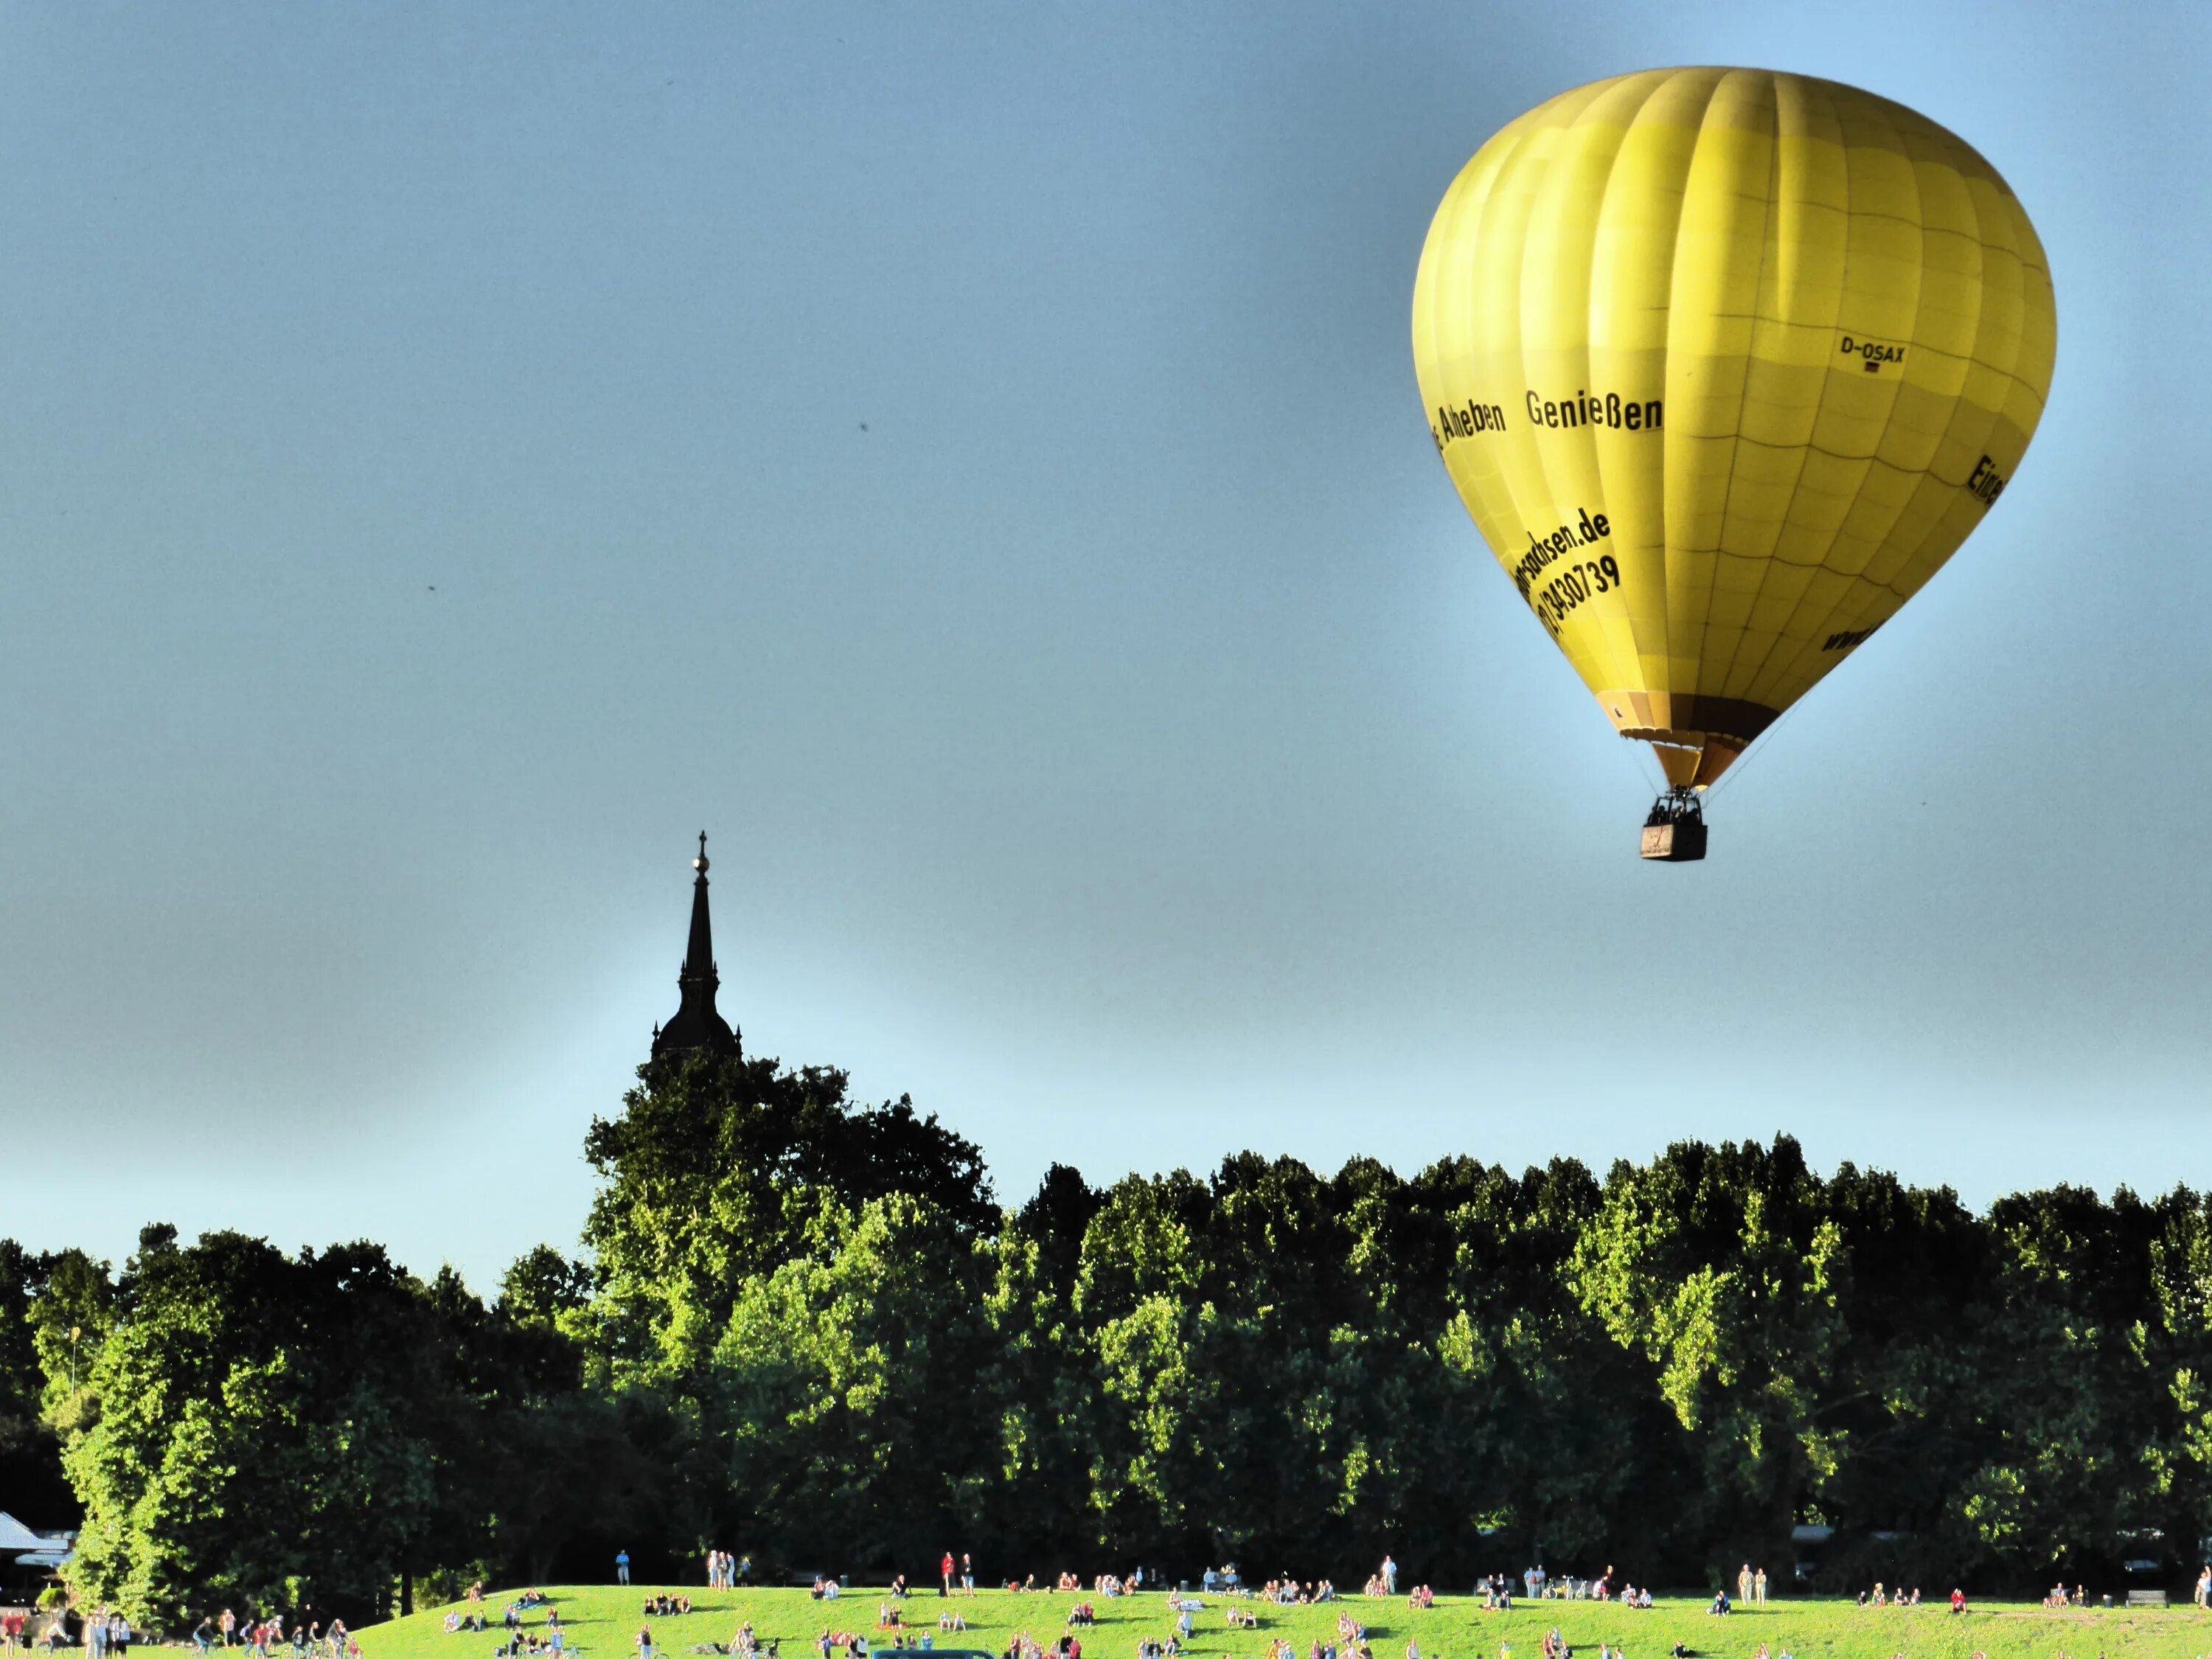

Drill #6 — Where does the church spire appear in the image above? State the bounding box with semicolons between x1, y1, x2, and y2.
651;832;740;1061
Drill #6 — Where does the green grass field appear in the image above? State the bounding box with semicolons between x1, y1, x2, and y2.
358;1585;2212;1659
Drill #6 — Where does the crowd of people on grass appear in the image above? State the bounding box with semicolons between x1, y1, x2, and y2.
184;1610;354;1659
703;1557;748;1593
19;1537;2125;1659
0;1605;353;1659
442;1586;560;1659
1854;1582;1919;1609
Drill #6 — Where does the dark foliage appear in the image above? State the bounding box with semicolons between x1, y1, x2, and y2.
16;1052;2212;1625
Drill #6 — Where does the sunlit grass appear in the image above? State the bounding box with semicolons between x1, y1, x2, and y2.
359;1585;2212;1659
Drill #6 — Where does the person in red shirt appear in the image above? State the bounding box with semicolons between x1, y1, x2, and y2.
1949;1588;1966;1615
941;1555;956;1598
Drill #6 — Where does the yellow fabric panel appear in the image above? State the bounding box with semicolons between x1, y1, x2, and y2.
1411;67;2056;781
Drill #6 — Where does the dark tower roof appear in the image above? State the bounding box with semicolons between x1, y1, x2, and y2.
650;832;740;1061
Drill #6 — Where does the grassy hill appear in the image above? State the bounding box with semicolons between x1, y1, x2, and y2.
358;1585;2212;1659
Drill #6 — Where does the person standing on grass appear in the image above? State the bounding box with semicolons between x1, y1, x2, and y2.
1754;1565;1767;1606
961;1557;975;1597
1381;1557;1396;1596
942;1554;956;1597
637;1627;655;1659
619;1549;633;1587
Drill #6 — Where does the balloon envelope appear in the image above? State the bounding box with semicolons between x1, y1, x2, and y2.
1412;68;2056;787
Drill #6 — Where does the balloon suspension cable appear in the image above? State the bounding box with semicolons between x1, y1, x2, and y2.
1707;703;1801;801
1644;785;1704;828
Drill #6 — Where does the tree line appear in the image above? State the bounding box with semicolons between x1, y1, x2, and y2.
10;1050;2212;1627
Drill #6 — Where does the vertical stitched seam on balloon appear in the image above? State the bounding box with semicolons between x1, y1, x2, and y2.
1736;83;1916;709
1691;69;1782;709
1467;127;1559;594
1513;114;1583;642
1707;70;1801;703
1723;74;1865;709
1851;145;2017;618
1656;69;1735;708
1781;92;1941;669
1583;74;1674;698
1427;128;1531;583
1501;97;1630;635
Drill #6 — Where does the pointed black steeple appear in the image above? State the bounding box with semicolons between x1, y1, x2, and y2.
650;832;740;1060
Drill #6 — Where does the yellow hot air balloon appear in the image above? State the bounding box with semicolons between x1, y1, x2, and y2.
1411;69;2056;860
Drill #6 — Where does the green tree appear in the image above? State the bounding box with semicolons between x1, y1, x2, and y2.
707;1194;995;1573
0;1242;77;1523
62;1232;451;1623
1570;1138;1849;1579
580;1053;994;1391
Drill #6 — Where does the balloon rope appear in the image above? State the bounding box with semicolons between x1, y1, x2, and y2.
1707;703;1801;800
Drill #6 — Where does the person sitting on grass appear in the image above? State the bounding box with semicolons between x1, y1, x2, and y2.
1709;1589;1731;1616
941;1615;968;1633
1950;1589;1966;1615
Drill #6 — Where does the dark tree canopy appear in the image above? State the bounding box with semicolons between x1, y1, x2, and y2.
19;1088;2212;1627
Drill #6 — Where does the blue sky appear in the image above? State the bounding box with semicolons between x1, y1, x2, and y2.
4;3;2206;1290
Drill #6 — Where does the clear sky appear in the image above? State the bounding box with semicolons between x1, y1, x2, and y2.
4;3;2207;1292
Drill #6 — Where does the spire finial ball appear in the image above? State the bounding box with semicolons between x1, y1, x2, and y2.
694;830;709;874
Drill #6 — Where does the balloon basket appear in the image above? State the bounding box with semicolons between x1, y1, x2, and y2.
1640;788;1707;863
